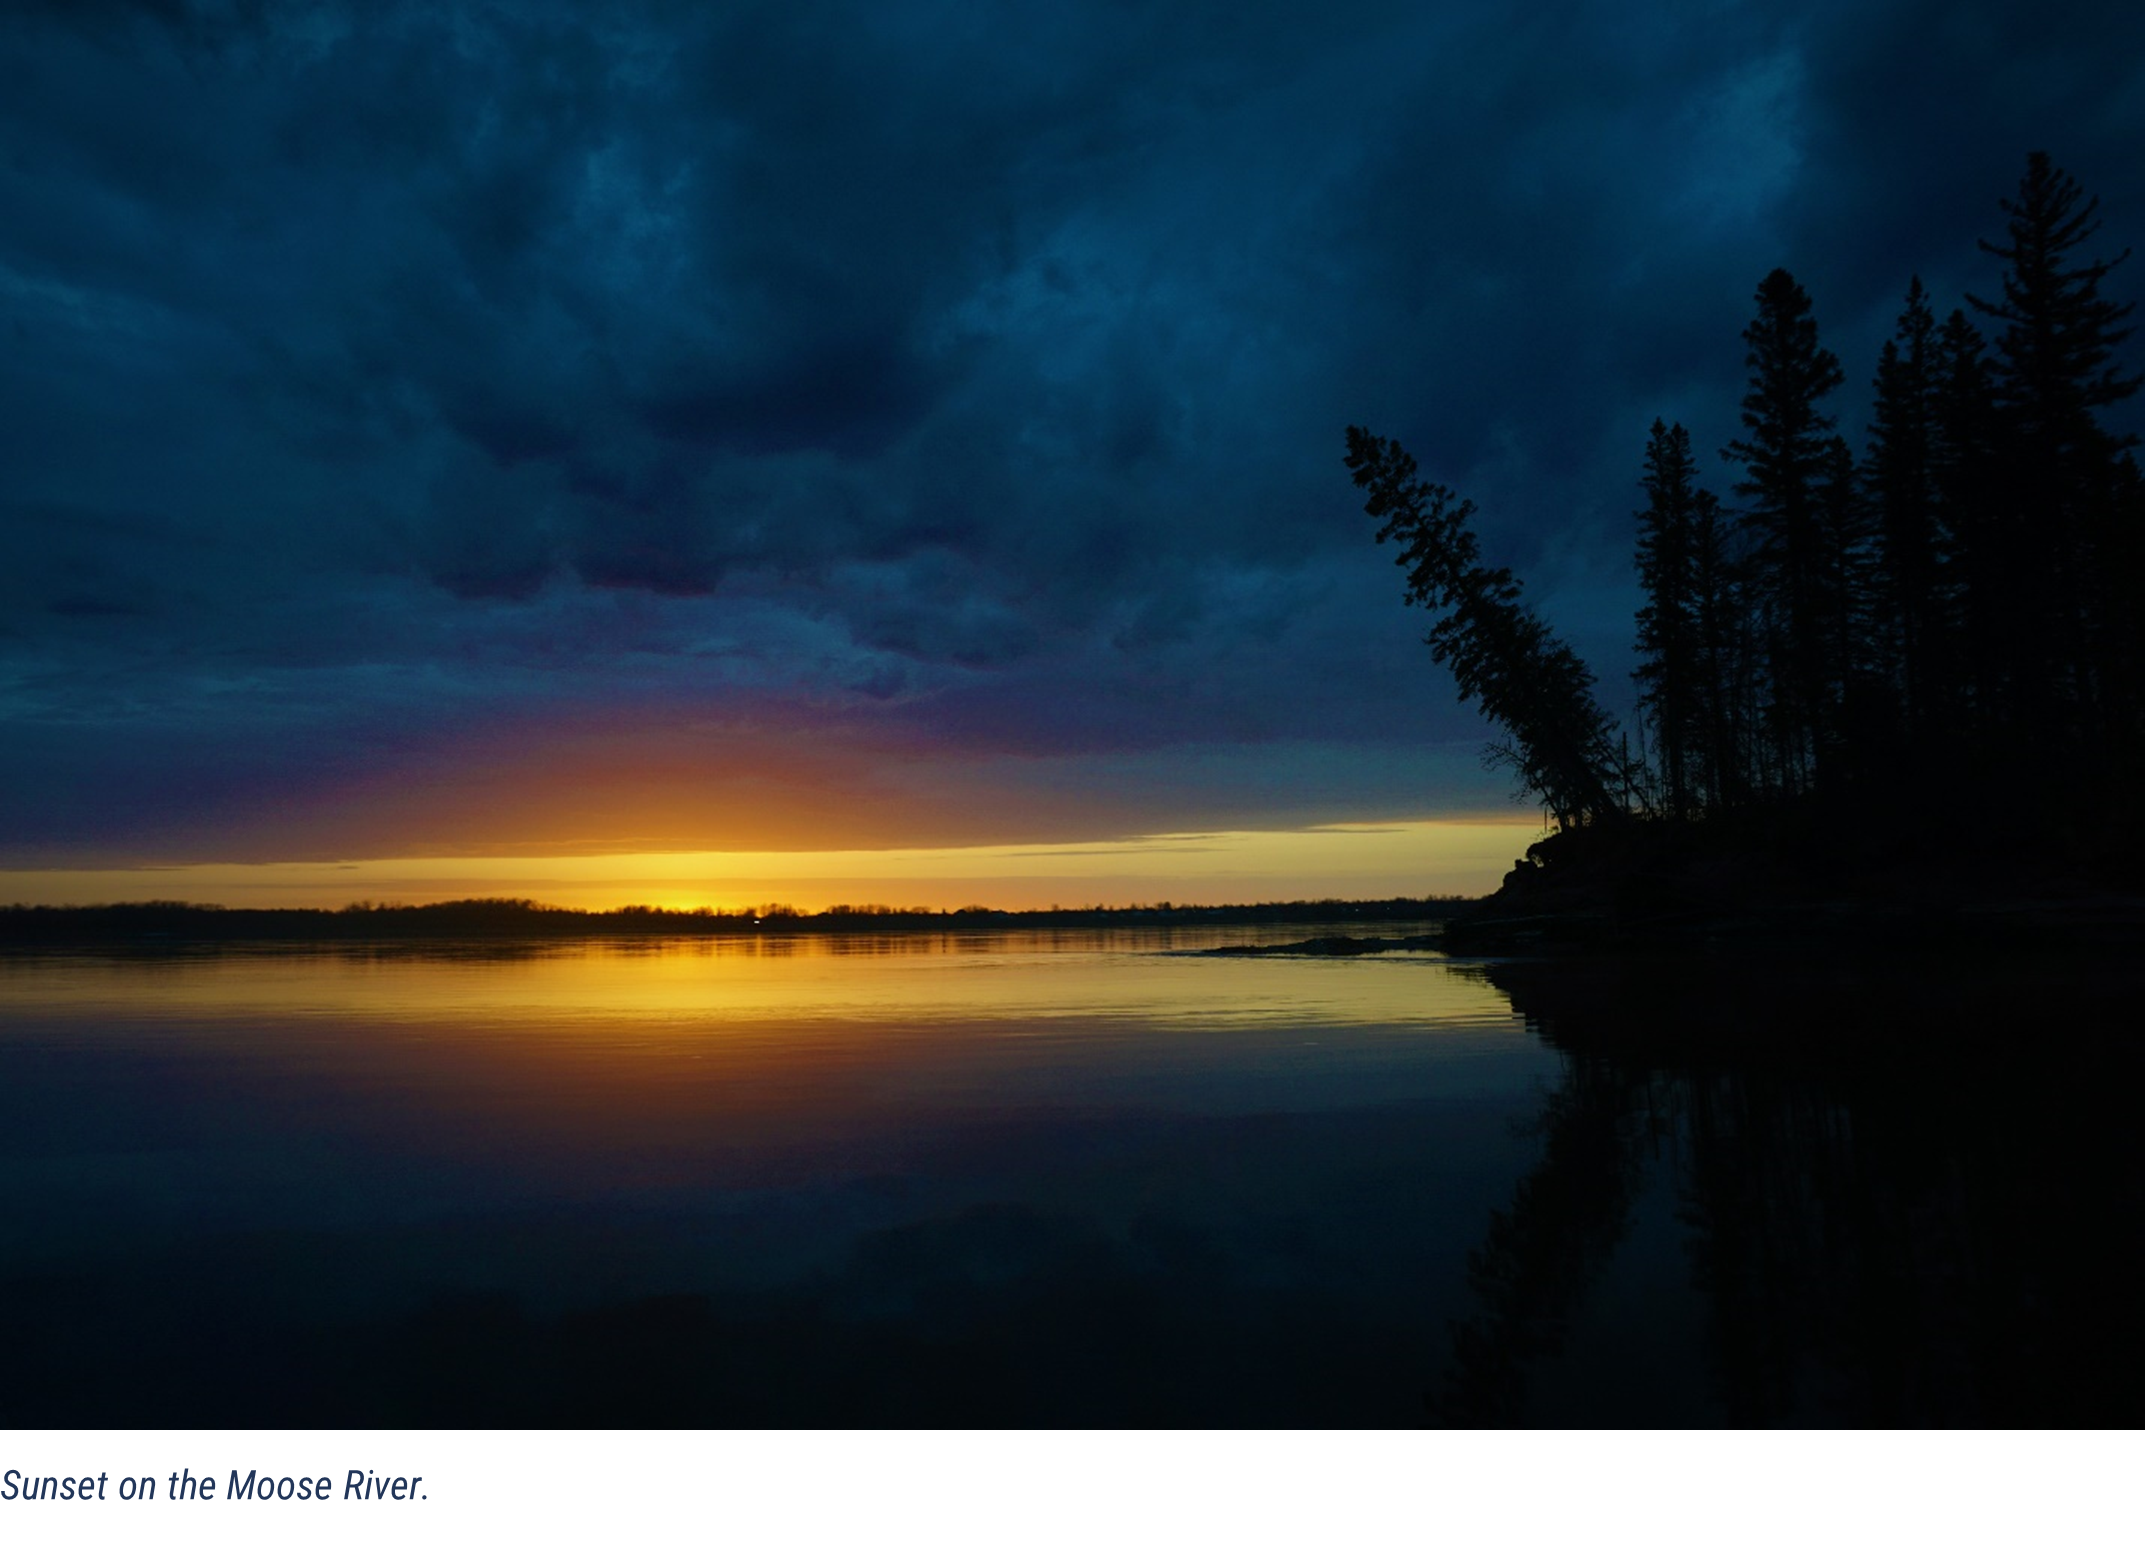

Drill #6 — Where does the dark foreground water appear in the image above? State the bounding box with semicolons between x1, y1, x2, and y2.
1;927;2138;1426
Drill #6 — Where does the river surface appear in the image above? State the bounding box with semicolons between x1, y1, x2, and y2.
1;927;2137;1425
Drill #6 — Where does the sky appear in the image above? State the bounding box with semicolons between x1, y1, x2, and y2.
3;0;2142;908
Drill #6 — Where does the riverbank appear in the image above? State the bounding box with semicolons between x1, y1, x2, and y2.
1427;812;2145;954
0;895;1471;951
1191;886;2145;958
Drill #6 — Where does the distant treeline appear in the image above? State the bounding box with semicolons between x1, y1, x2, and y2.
1350;152;2142;868
0;895;1471;947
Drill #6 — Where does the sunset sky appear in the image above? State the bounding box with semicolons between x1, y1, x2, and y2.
4;1;2141;909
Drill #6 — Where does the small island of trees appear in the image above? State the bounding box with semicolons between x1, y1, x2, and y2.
1350;152;2142;941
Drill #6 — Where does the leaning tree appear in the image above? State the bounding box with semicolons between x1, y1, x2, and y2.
1346;426;1627;830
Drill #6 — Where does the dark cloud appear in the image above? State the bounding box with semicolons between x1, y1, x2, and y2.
3;0;2142;860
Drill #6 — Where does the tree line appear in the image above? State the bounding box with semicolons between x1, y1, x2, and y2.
1351;152;2141;855
0;895;1470;945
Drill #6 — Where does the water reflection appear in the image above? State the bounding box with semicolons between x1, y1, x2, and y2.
1;934;2136;1424
1431;953;2145;1425
0;924;1507;1029
0;928;1548;1426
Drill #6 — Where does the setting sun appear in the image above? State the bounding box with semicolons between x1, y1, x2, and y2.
0;818;1543;912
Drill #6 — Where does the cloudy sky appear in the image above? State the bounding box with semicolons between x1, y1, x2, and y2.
3;0;2141;904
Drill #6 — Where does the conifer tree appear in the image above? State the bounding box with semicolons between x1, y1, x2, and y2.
1815;433;1878;772
1722;269;1846;793
1971;152;2141;745
1928;308;2003;734
1687;485;1745;810
1864;278;1942;735
1346;427;1627;829
1633;420;1705;819
1974;153;2139;459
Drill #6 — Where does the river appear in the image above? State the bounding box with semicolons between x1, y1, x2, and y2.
1;927;2135;1424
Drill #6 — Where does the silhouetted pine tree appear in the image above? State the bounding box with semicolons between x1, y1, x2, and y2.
1689;484;1747;811
2106;456;2145;768
1633;420;1707;819
1928;308;2004;740
1864;278;1944;741
1815;433;1882;777
1722;269;1847;795
1971;152;2141;759
1347;427;1627;828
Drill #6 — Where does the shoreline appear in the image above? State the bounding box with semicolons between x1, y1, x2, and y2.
0;896;1471;952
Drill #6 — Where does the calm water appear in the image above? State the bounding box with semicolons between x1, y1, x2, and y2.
1;928;2139;1425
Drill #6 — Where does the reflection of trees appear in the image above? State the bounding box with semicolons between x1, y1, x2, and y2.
1676;1066;1868;1422
1439;955;2145;1425
1434;1052;1655;1424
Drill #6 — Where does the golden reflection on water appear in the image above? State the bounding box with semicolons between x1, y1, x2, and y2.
0;927;1518;1033
0;922;1573;1398
0;930;1537;1185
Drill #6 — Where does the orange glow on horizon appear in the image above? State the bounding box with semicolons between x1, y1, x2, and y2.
0;819;1545;912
